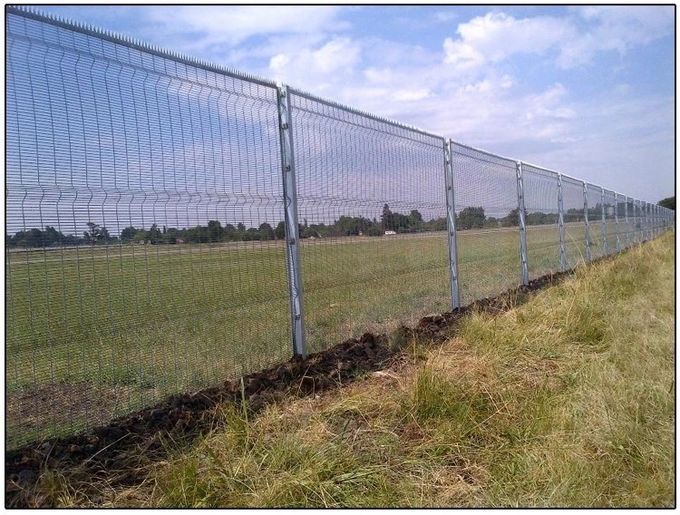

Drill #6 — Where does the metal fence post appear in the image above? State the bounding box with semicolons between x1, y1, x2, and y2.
557;173;567;271
633;199;640;243
583;182;592;261
601;187;608;255
276;83;307;358
444;140;461;309
614;193;621;253
638;200;643;243
638;200;645;243
624;196;629;248
516;161;530;285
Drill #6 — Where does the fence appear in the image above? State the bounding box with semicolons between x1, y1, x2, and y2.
6;6;675;449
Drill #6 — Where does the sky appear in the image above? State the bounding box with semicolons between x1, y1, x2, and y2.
27;5;678;203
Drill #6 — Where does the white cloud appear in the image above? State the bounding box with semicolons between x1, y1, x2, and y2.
443;12;574;70
393;89;430;102
557;6;674;68
147;6;347;47
266;37;361;94
442;8;673;71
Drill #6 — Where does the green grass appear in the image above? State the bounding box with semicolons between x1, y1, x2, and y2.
6;222;649;447
26;231;674;507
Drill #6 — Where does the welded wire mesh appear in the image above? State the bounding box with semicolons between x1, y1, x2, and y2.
633;199;643;244
6;9;291;448
628;198;635;244
561;176;588;268
288;90;449;353
584;183;604;259
6;7;673;451
450;143;520;304
603;189;618;254
616;193;632;250
521;164;560;279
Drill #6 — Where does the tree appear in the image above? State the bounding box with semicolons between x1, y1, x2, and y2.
366;224;384;236
19;228;44;248
83;222;109;245
120;226;137;242
408;210;424;231
659;196;675;210
381;204;393;230
133;229;147;244
457;206;486;230
259;223;275;240
275;221;286;239
147;223;162;244
501;208;519;227
484;217;499;228
207;220;223;242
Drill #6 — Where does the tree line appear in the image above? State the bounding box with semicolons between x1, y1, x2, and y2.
5;202;642;248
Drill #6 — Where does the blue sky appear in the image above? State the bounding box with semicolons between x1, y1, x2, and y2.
31;5;677;202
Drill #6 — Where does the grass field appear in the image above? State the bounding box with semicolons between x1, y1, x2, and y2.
30;229;673;507
6;221;647;448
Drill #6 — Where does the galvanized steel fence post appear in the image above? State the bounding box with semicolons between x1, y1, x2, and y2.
583;182;592;261
276;83;307;358
615;193;621;253
634;199;639;243
557;174;567;271
516;161;530;285
624;196;629;248
601;187;608;255
444;140;461;309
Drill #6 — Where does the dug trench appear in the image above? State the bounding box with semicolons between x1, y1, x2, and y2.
6;267;578;507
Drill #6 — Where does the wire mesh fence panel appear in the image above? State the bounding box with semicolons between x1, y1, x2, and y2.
603;189;618;254
450;143;520;304
585;183;604;259
521;164;560;279
626;198;634;245
6;9;292;449
616;194;631;249
560;176;587;269
636;200;645;242
618;196;627;249
289;90;449;354
6;5;667;452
